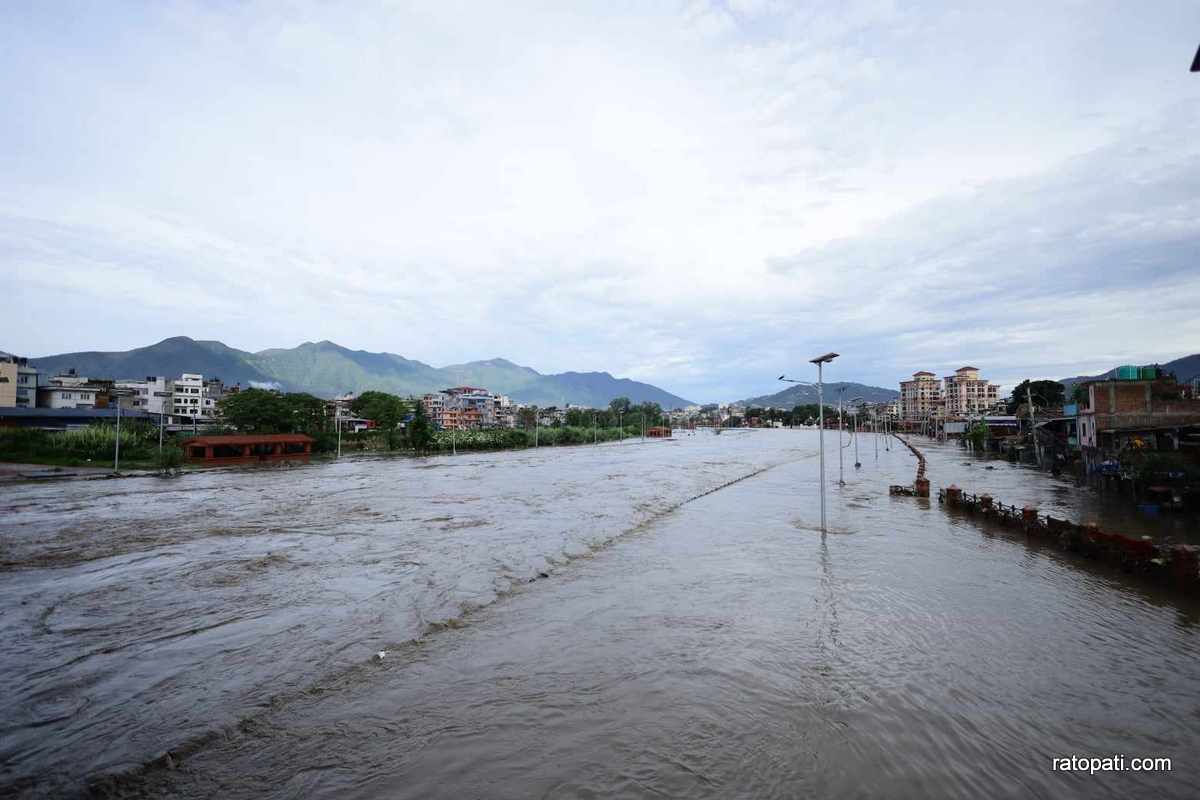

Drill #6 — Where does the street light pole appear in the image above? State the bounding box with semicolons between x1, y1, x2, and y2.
873;406;878;461
114;397;121;472
785;352;838;532
837;388;845;485
853;409;860;468
849;396;864;469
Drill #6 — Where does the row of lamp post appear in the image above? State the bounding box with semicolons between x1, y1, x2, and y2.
780;356;893;533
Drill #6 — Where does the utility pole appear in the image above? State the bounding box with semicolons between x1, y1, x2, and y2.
114;397;121;472
837;390;845;486
853;409;860;468
336;402;342;458
796;352;838;533
1027;384;1042;467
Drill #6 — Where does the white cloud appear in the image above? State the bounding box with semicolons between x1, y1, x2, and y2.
1;0;1198;401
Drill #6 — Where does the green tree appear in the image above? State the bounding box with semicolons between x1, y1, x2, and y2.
517;406;538;429
350;391;408;449
630;401;663;428
408;399;435;454
967;419;988;448
283;393;328;434
1007;380;1065;415
218;388;292;432
609;397;632;417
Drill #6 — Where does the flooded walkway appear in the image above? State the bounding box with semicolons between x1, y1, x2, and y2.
2;431;1198;797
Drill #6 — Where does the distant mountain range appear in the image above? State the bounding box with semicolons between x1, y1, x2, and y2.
740;381;899;409
1058;353;1200;388
21;337;695;409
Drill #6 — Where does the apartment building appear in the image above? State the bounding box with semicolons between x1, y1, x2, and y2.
115;376;174;415
34;370;111;409
37;384;101;409
899;371;943;421
421;392;467;430
0;353;40;408
171;373;219;419
942;366;1000;417
421;386;500;430
494;394;517;428
0;358;16;407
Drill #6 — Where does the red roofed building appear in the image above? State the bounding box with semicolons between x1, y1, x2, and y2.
181;433;314;464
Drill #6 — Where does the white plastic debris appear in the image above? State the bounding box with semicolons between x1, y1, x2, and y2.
375;650;387;661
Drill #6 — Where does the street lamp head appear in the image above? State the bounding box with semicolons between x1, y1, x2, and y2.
809;352;839;364
778;375;786;381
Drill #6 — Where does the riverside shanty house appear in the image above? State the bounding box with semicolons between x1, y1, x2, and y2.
1075;371;1200;455
181;433;315;464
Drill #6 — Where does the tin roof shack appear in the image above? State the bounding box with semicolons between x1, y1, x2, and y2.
1077;377;1200;454
181;433;314;465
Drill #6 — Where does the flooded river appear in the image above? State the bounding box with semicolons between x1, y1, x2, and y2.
2;430;1198;798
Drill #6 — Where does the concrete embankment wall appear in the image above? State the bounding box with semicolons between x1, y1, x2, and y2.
889;434;929;497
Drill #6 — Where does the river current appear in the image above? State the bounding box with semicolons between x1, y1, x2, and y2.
1;429;1197;798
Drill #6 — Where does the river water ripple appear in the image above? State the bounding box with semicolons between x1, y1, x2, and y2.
1;430;1198;798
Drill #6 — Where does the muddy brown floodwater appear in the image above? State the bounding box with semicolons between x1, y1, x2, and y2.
1;430;1198;798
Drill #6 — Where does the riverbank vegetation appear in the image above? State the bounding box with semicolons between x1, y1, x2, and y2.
0;424;185;470
430;424;636;452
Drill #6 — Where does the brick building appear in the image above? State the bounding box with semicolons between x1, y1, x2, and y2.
1077;377;1200;451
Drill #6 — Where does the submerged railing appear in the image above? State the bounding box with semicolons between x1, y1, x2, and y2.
938;486;1200;593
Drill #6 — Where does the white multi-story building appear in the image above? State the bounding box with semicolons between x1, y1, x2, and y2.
36;370;106;409
115;376;174;415
37;384;100;409
171;373;218;419
494;394;517;428
942;366;1000;418
899;371;943;421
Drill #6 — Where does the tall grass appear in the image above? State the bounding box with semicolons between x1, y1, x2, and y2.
0;423;160;463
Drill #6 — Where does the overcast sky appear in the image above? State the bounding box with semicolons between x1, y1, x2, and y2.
2;1;1198;403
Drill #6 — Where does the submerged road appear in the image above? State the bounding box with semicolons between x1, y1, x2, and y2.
2;430;1198;798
